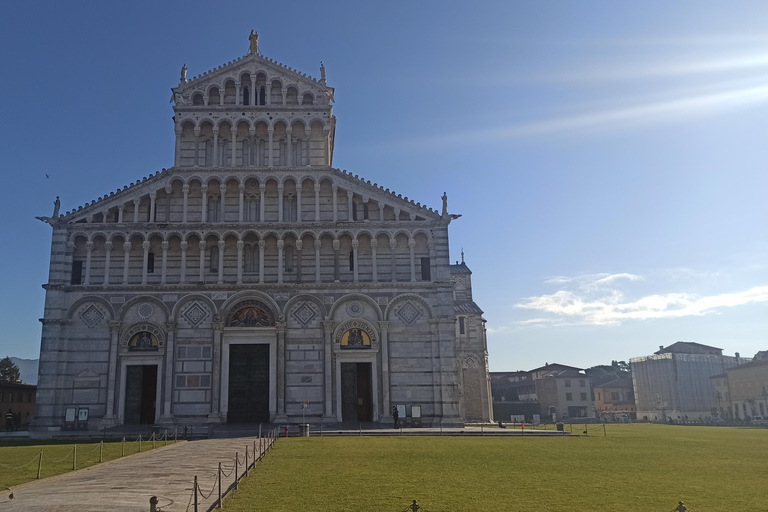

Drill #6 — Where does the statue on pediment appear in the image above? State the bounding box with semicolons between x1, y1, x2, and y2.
180;63;188;83
36;196;61;225
249;30;259;54
320;61;326;84
442;192;448;217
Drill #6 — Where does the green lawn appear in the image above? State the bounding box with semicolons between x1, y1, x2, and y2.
224;425;767;511
0;436;181;490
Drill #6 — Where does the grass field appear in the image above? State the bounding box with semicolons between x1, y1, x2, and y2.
224;425;768;512
0;436;181;490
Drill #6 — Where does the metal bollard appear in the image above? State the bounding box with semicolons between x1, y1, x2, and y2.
139;434;143;452
99;441;103;463
234;452;239;490
73;444;77;470
218;462;222;509
37;449;43;479
193;475;199;512
149;495;158;512
245;446;249;477
122;437;125;457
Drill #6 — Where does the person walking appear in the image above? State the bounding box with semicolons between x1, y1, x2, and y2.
392;405;400;429
5;409;13;432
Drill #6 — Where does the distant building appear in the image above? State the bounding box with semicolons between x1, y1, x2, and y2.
491;363;594;422
711;351;768;420
631;342;744;422
594;378;635;421
1;382;37;430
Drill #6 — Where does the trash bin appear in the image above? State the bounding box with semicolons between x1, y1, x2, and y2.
556;422;564;432
298;424;310;437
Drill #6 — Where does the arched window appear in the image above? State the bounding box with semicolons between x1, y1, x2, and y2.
283;195;296;222
242;139;250;167
242;86;250;105
245;196;259;222
205;139;213;167
280;140;287;166
147;252;155;273
284;246;295;273
352;201;358;221
363;203;369;220
208;196;219;222
348;251;354;271
244;245;255;273
209;246;219;273
222;140;230;167
259;87;266;105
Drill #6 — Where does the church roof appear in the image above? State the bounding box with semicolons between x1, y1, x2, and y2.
454;301;483;315
450;262;472;274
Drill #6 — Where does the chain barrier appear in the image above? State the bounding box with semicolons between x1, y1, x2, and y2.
0;453;41;469
42;447;76;463
197;474;218;500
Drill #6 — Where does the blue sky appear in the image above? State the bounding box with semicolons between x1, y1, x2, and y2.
0;1;766;371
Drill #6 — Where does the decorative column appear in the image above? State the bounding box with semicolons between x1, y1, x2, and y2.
103;320;122;426
238;184;245;223
198;241;206;283
231;131;237;167
258;239;265;284
333;239;340;282
193;130;200;167
122;241;131;284
165;185;172;222
266;84;272;105
161;241;169;284
277;185;284;222
235;82;241;106
174;126;182;166
324;128;331;166
267;129;274;168
179;241;188;284
276;320;287;422
149;192;156;223
249;128;256;167
314;183;321;221
103;241;112;287
379;321;392;419
236;241;244;284
322;320;335;420
259;187;265;222
103;210;108;224
281;87;287;105
83;242;94;285
286;129;292;167
379;203;384;221
160;322;177;425
209;319;224;423
295;240;303;283
408;238;416;282
220;184;227;222
428;241;436;282
351;240;359;282
182;185;189;223
217;240;225;284
212;129;219;166
390;239;397;282
133;199;140;223
201;185;208;223
314;239;322;282
141;241;151;285
118;204;124;223
296;180;302;222
332;186;338;222
347;190;354;221
276;240;284;283
370;239;378;282
250;77;257;105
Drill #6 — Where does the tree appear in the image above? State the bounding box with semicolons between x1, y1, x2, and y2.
585;360;631;387
0;356;21;383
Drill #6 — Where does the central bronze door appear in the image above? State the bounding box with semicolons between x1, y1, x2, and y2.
341;362;373;422
124;365;157;425
228;344;270;423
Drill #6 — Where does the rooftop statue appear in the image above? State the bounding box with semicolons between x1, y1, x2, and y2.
180;63;187;83
249;30;259;54
320;61;326;84
35;196;60;225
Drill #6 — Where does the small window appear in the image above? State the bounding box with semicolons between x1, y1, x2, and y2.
421;257;431;281
579;379;585;387
8;393;13;403
580;393;588;401
71;261;84;285
147;252;155;273
459;317;465;335
597;392;601;401
610;391;620;401
363;203;369;220
209;246;219;273
242;86;250;105
27;393;32;403
565;393;573;401
564;380;571;387
349;251;354;271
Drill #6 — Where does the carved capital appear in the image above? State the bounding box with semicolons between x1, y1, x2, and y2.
314;183;321;192
104;241;113;251
220;184;227;194
133;198;141;206
295;240;303;251
142;241;151;251
258;240;266;249
346;190;354;198
161;241;170;251
351;240;359;249
378;321;390;333
149;192;157;199
370;239;378;249
389;240;397;249
322;320;335;332
314;239;322;250
164;322;177;332
201;185;208;193
277;240;284;250
198;241;207;251
182;185;190;194
85;241;94;251
180;241;188;251
332;240;340;251
123;242;132;251
237;240;244;250
408;239;416;249
108;320;122;333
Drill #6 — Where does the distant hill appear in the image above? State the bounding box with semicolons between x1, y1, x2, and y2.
9;357;39;385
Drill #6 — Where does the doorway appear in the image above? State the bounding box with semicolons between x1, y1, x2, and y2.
228;344;270;423
124;365;157;424
341;362;373;422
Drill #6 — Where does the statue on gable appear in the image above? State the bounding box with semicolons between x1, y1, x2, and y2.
320;61;326;84
441;192;448;217
36;196;61;225
180;63;188;83
249;30;259;54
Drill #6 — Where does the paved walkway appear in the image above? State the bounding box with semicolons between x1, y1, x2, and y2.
2;436;268;512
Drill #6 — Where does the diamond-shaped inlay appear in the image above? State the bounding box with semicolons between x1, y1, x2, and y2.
79;304;104;328
181;301;209;328
292;301;318;327
395;301;422;326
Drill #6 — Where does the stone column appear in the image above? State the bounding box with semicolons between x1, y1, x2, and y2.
133;199;140;223
379;321;391;420
277;240;284;283
212;129;219;166
314;183;321;221
379;203;384;221
332;186;338;222
259;187;265;222
238;184;245;223
209;320;224;423
314;239;322;282
165;185;172;222
390;239;397;282
235;82;241;106
347;190;354;221
179;241;188;284
286;129;292;167
201;185;208;223
249;128;256;167
277;185;284;222
276;321;287;422
322;320;335;420
428;241;436;282
193;130;200;167
102;210;108;224
258;239;265;284
102;320;122;426
182;185;189;223
203;94;209;107
370;239;378;282
174;126;182;165
266;84;272;105
281;87;287;106
296;180;302;222
160;322;177;425
161;241;169;284
219;92;224;106
351;239;359;282
103;241;112;287
236;240;244;284
295;240;303;283
268;129;274;168
84;242;94;285
217;240;225;284
118;204;124;223
149;192;156;223
250;78;257;105
122;241;131;284
220;184;227;222
324;128;331;166
198;241;206;283
141;241;151;285
408;238;416;282
231;131;237;167
333;239;340;282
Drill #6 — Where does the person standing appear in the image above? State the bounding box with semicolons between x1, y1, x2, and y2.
5;409;13;432
392;405;400;429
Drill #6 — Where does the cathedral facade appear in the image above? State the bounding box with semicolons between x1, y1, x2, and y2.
33;34;492;430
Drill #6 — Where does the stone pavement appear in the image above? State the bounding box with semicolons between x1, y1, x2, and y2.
2;435;268;512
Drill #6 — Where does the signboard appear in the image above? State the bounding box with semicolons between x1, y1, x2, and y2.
411;405;421;418
65;408;76;422
396;404;406;418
